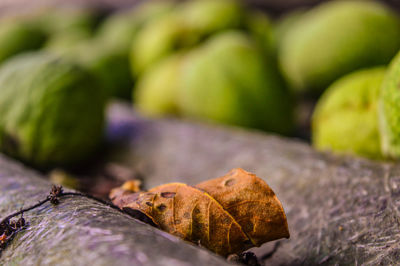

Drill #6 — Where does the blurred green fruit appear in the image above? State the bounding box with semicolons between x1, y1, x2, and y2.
279;0;400;94
379;51;400;159
244;11;274;56
0;52;105;167
178;0;243;36
312;67;385;159
97;1;176;51
48;40;132;99
131;0;244;76
45;30;92;51
273;9;305;52
0;20;46;64
37;7;100;36
179;31;294;134
131;13;188;76
135;53;184;117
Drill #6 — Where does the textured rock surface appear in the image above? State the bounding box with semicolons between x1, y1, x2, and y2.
105;102;400;265
0;154;229;266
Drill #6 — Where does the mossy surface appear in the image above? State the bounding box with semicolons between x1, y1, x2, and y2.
312;67;385;159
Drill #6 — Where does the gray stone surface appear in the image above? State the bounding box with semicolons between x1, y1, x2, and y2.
105;102;400;265
0;154;229;266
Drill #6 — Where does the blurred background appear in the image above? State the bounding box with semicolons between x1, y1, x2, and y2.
1;0;400;195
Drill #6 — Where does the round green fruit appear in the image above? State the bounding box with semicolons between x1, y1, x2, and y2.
244;11;274;56
131;0;244;76
178;31;294;134
0;52;105;167
45;30;92;51
312;67;385;159
178;0;243;36
0;20;46;64
134;53;184;117
130;13;189;76
97;1;176;52
48;40;132;99
273;9;305;52
279;1;400;94
379;52;400;159
37;7;100;36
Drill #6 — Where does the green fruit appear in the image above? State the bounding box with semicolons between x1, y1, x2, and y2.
379;52;400;159
273;9;305;52
312;67;385;159
178;0;243;35
130;13;188;76
97;1;176;51
0;20;46;64
0;52;105;167
135;53;184;117
37;8;100;36
244;11;274;56
45;30;92;51
179;31;293;134
279;1;400;94
131;0;243;75
48;40;133;99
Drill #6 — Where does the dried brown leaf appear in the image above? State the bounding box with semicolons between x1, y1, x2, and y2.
110;168;289;256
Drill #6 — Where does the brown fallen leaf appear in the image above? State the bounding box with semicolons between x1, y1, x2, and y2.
109;168;289;256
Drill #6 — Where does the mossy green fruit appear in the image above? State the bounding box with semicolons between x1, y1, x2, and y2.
379;52;400;159
179;31;293;134
0;52;105;167
312;67;385;159
279;0;400;94
0;20;46;64
135;53;184;117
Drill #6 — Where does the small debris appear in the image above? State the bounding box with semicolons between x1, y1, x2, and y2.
49;185;64;205
227;251;260;266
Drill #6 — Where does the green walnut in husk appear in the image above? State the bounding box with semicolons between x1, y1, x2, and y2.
135;53;185;117
273;9;305;53
130;13;189;77
244;11;274;56
279;0;400;94
312;67;385;160
97;1;177;90
177;0;243;37
0;52;105;167
48;40;132;99
379;52;400;159
131;0;244;76
178;31;294;135
97;0;176;52
0;20;46;64
37;7;101;36
45;30;92;51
